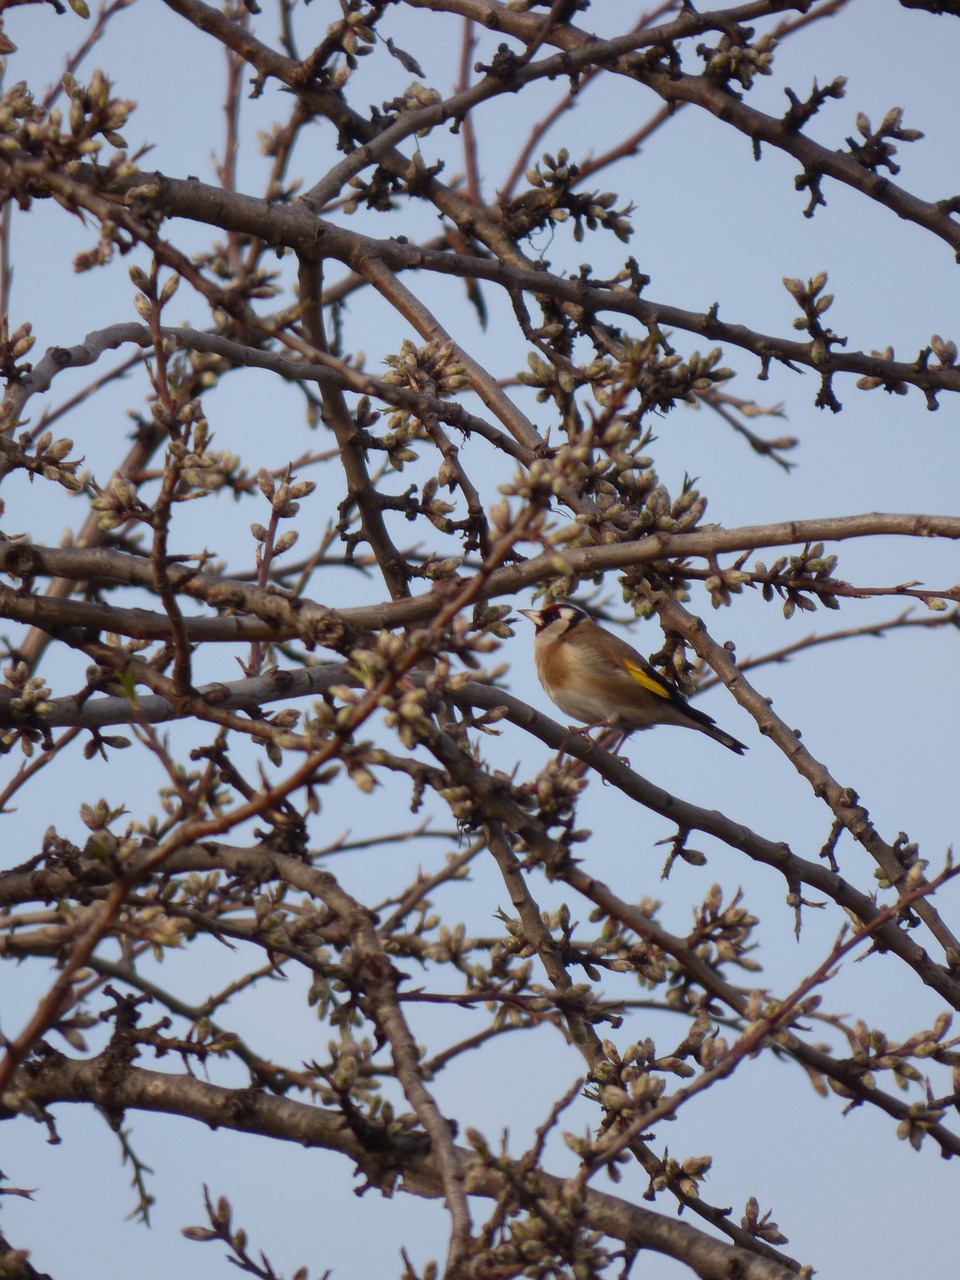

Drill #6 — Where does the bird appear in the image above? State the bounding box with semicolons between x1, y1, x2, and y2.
518;603;747;754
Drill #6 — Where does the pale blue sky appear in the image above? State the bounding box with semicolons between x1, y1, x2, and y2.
2;3;959;1277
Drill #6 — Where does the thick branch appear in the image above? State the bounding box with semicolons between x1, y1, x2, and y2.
3;512;960;642
116;174;960;404
9;1053;799;1279
655;593;960;959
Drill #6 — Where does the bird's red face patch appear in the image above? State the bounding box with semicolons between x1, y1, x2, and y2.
534;605;565;632
530;604;585;634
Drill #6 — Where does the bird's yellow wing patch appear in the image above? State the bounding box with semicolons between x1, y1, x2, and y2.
623;659;671;700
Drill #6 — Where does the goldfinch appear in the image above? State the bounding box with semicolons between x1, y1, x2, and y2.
519;603;747;754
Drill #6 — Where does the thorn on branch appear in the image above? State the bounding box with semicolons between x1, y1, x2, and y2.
815;373;841;412
794;166;827;218
932;194;960;222
781;77;847;134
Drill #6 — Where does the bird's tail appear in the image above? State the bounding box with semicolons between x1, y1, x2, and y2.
700;721;748;755
684;702;748;754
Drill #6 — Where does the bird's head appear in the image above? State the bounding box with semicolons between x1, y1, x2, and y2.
518;603;586;638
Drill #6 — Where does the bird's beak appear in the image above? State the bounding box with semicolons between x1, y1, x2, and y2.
518;609;541;625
